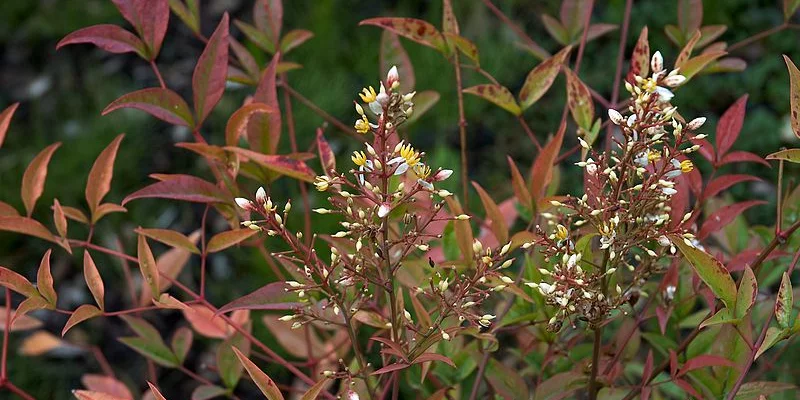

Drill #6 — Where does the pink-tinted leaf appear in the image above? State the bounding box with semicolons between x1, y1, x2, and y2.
716;95;748;157
702;174;762;201
359;18;447;53
766;148;800;163
218;282;302;314
0;202;18;217
279;29;313;53
541;14;569;45
785;56;800;139
152;231;200;293
62;304;102;336
669;234;737;309
508;156;532;210
705;57;747;74
316;128;336;174
564;68;594;130
229;38;259;83
247;55;282;154
718;150;770;167
370;337;408;362
36;249;57;305
207;229;258;253
225;103;276;147
137;235;160;298
135;228;200;254
698;200;766;240
192;385;228;400
193;13;229;126
678;0;703;34
678;355;736;377
83;251;105;310
103;88;194;127
628;27;650;83
183;305;227;338
380;31;415;91
73;391;130;400
776;272;793;329
0;216;64;249
0;266;38;298
254;0;282;47
122;175;228;205
411;352;455;368
82;375;134;400
372;363;411;375
697;25;727;48
735;266;757;319
112;0;169;58
146;382;167;400
57;25;147;58
0;310;42;332
86;134;124;216
53;199;67;238
0;102;20;149
464;84;521;115
233;346;285;400
472;182;508;244
530;122;565;202
21;142;61;217
226;147;316;183
300;378;330;400
519;45;572;110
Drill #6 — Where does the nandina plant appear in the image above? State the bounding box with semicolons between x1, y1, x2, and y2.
1;1;800;399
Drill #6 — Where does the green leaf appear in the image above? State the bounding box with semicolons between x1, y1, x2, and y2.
670;235;737;309
734;266;757;319
518;46;572;111
533;371;586;400
119;336;179;367
700;308;739;328
733;381;796;399
776;272;793;329
564;68;594;130
766;148;800;163
171;327;193;364
785;0;800;22
218;331;250;388
103;88;194;127
463;84;521;115
279;29;313;53
232;346;284;399
754;326;790;359
487;358;530;400
541;14;569;45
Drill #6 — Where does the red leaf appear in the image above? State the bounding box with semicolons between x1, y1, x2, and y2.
655;305;671;334
193;13;229;126
380;31;415;91
411;352;456;368
370;337;408;362
247;55;282;154
718;150;770;167
702;174;762;201
57;25;147;58
0;102;20;149
103;88;194;127
716;95;748;158
225;103;276;147
316;128;336;174
86;134;124;216
254;0;283;46
359;18;446;53
698;200;767;240
111;0;169;58
678;355;736;377
674;378;702;399
62;304;102;336
122;175;228;205
206;229;258;253
472;182;509;244
83;251;106;310
371;362;411;375
530;122;566;201
226;147;316;183
21;142;61;217
217;282;302;314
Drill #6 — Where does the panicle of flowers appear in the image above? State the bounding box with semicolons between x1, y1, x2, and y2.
528;51;706;329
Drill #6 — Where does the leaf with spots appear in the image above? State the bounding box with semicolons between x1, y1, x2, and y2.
776;272;793;329
518;46;572;111
463;84;521;116
735;266;757;319
782;56;800;138
564;68;594;130
627;27;649;83
766;148;800;163
233;346;284;400
360;18;447;54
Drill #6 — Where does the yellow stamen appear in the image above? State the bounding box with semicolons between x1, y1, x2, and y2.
647;150;661;162
413;164;431;179
354;116;370;134
359;86;377;103
399;144;420;166
641;78;657;93
680;160;693;173
351;151;367;166
555;224;568;241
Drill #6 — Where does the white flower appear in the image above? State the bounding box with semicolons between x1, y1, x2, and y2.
235;198;253;210
687;117;706;130
663;74;686;87
255;187;267;205
651;51;664;73
386;65;399;89
377;203;391;218
662;187;677;195
654;86;674;102
664;159;683;178
608;109;624;125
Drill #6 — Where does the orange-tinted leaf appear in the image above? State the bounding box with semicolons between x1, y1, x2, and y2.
716;95;747;157
698;200;766;240
15;296;50;321
564;68;594;130
61;206;89;224
93;203;127;223
152;293;190;310
207;229;258;253
137;235;160;298
21;142;61;217
226;147;316;183
702;174;762;201
83;251;105;310
316;128;336;174
183;304;227;338
519;46;572;110
786;55;800;139
530;122;566;201
218;282;302;314
0;216;64;249
225;103;276;147
122;175;228;205
73;390;129;400
86;134;124;216
300;378;331;400
20;330;69;355
279;29;313;53
82;375;134;400
147;382;167;400
360;18;446;53
57;25;147;58
135;228;200;254
0;266;39;298
0;309;42;332
0;102;20;149
766;148;800;163
247;55;282;154
151;231;200;294
0;201;18;217
193;13;229;126
507;156;532;210
233;346;285;400
669;234;737;309
53;199;67;238
62;304;102;336
472;182;508;244
381;31;415;91
464;84;521;115
103;88;194;127
37;249;57;305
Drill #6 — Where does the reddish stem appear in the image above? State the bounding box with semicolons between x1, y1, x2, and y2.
1;289;9;381
149;60;167;89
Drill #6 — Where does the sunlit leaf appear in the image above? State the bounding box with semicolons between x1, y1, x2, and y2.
766;148;800;163
36;249;57;305
83;251;105;310
21;143;61;217
0;266;39;298
53;199;68;238
62;304;102;336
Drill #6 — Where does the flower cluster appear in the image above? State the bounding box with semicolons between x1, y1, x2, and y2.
529;51;707;329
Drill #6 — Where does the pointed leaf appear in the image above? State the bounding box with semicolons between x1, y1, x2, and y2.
785;56;800;138
530;122;565;201
171;327;193;364
81;375;134;400
137;235;160;297
702;175;762;201
766;148;800;163
0;266;38;298
627;27;650;82
103;88;194;127
207;229;258;253
218;282;302;313
445;33;479;65
442;0;459;35
755;326;790;359
21;143;61;217
146;382;167;400
700;308;739;328
681;51;726;80
472;182;508;244
776;272;793;329
254;0;282;46
405;90;440;123
0;201;18;217
359;18;447;53
698;200;766;240
508;156;532;210
193;13;229;126
0;103;20;149
735;381;796;399
0;216;64;249
372;363;411;375
716;95;748;157
564;68;594;130
62;304;102;336
85;134;124;216
719;151;770;167
119;336;178;367
57;25;147;58
444;197;473;261
735;266;757;319
487;358;529;400
380;31;415;91
411;352;455;368
93;203;127;223
122;175;228;205
232;346;285;400
37;249;57;305
226;147;315;183
541;14;569;45
135;228;201;254
83;251;105;310
225;103;276;147
247;55;282;154
61;206;90;224
301;378;331;400
316;128;336;174
669;234;737;309
168;0;200;34
279;29;313;53
192;385;228;400
678;0;703;34
73;391;129;400
464;84;521;115
218;330;250;388
53;199;68;238
519;46;572;110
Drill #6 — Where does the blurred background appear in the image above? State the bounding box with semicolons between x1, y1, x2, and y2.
1;0;799;398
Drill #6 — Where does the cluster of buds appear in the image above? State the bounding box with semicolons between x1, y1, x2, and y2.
529;51;707;328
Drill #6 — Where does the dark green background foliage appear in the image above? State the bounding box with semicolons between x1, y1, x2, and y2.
0;0;798;398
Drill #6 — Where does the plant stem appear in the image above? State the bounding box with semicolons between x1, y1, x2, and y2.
281;73;312;242
452;50;470;209
149;60;167;89
588;249;610;399
728;23;788;53
199;204;209;299
4;382;35;400
607;0;633;152
1;288;9;381
280;82;365;141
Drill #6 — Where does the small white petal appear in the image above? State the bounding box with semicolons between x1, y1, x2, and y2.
235;198;252;209
394;162;409;176
378;204;391;218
